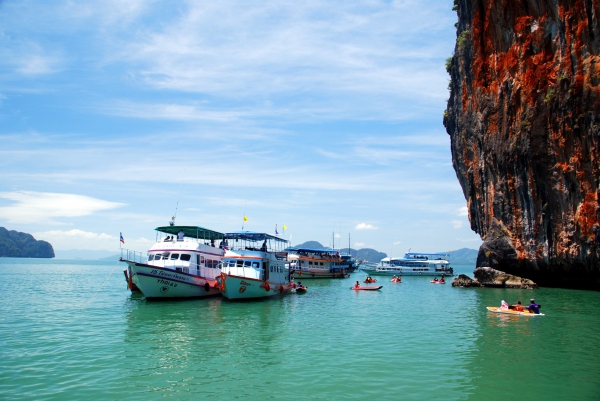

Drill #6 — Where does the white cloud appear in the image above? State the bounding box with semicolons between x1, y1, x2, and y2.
33;229;154;251
354;242;365;247
457;206;468;216
451;220;463;229
355;223;378;230
393;241;402;245
0;191;125;224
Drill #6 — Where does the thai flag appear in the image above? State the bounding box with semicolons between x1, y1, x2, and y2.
120;232;125;244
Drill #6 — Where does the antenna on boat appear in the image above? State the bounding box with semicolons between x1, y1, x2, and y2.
172;168;186;226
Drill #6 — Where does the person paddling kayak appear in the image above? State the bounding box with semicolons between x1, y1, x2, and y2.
526;299;541;314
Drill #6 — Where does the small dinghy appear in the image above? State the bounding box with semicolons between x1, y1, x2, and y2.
351;285;382;291
295;284;308;293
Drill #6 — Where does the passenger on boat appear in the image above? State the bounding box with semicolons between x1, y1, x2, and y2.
512;301;524;311
526;299;541;314
177;230;185;241
391;275;397;281
210;239;215;247
261;240;267;252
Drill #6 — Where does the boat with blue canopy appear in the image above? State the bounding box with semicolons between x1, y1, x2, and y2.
217;231;294;300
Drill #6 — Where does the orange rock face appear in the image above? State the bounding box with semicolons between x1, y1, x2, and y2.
444;0;600;289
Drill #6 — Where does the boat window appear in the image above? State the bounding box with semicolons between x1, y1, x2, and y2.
180;254;191;261
252;262;260;268
154;254;162;261
320;262;324;266
244;261;252;267
162;253;170;259
200;256;205;263
237;260;243;267
170;253;180;260
147;254;154;261
309;261;313;265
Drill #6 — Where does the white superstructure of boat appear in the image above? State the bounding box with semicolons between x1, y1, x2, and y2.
217;231;294;300
120;225;225;299
360;252;454;276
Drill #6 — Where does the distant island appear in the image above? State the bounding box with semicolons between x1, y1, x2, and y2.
0;227;55;258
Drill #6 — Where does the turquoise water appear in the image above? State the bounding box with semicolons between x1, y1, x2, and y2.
0;259;598;400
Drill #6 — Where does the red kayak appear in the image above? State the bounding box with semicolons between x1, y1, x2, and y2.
351;286;382;291
430;280;446;284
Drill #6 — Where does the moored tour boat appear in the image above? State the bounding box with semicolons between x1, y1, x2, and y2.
361;252;454;276
218;231;294;300
288;248;350;279
120;225;225;299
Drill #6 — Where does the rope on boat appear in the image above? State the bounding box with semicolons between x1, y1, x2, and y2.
78;260;121;311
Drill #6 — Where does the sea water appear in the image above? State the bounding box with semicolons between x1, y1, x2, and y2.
0;259;598;400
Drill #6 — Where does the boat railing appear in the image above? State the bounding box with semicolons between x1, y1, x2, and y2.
120;248;146;264
120;248;222;279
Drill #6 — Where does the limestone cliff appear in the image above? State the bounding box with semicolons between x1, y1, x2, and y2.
444;0;600;289
0;227;55;258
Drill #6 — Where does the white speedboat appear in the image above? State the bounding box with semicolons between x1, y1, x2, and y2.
288;248;350;279
360;252;454;276
120;225;225;299
217;231;294;300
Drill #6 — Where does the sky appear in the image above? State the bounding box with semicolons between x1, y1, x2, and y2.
0;0;482;257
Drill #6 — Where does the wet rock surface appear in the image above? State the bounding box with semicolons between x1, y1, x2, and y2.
452;267;538;289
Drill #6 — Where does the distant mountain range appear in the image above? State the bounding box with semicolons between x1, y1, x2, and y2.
0;227;55;258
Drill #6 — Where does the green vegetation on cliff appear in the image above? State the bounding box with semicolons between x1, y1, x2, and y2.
0;227;55;258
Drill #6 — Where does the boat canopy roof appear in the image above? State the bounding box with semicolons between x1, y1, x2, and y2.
287;247;339;254
155;225;225;240
225;230;288;243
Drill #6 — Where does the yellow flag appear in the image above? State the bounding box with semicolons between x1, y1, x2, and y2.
282;225;287;231
243;216;248;222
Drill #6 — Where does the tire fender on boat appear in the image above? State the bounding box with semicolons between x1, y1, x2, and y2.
311;273;315;277
204;282;210;292
279;285;284;293
265;282;270;292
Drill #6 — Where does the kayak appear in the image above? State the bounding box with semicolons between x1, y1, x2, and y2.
351;286;382;291
364;279;377;283
486;306;545;316
430;280;446;284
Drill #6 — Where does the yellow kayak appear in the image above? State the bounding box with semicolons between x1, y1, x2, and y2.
486;306;545;316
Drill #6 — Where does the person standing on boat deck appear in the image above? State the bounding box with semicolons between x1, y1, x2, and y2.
177;230;184;241
210;239;215;247
261;240;267;252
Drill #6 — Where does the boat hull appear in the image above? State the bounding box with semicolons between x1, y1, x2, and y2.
219;273;294;300
125;261;220;299
293;271;348;279
486;307;545;316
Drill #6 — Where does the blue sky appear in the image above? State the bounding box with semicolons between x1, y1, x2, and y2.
0;0;481;256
